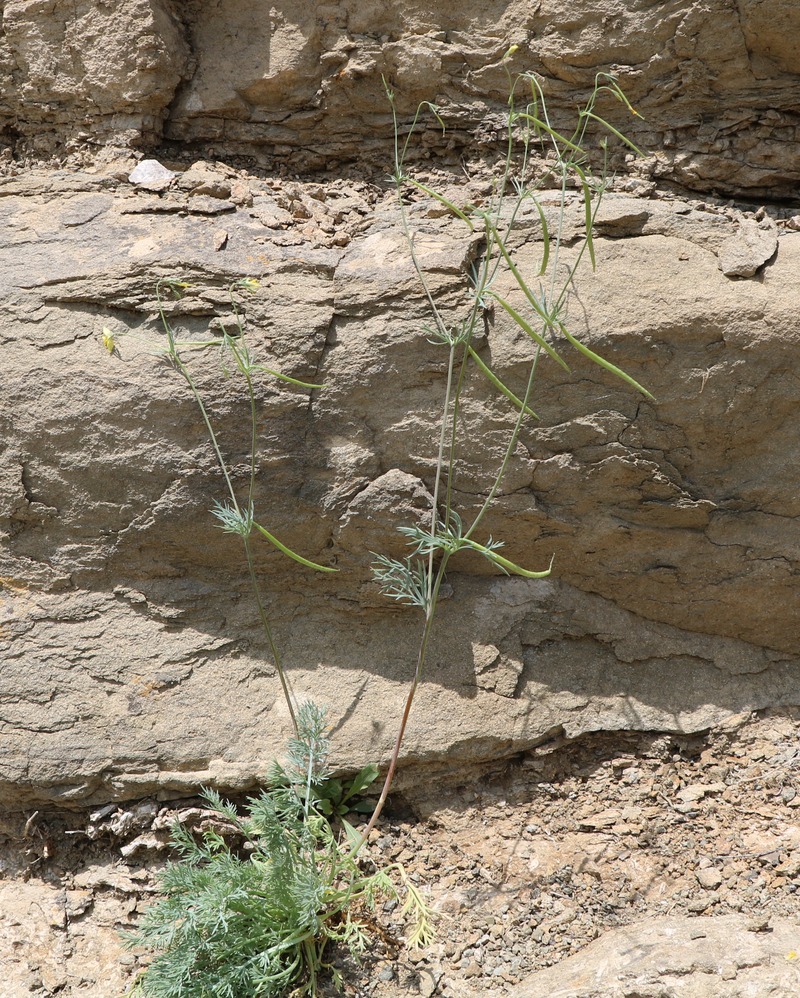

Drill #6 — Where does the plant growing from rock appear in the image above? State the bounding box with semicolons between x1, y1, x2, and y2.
125;702;429;997
152;275;336;733
360;60;651;845
112;58;650;997
114;279;429;996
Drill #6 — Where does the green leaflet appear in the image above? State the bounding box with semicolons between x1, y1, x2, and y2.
511;112;586;155
253;522;338;573
559;322;655;400
488;292;569;371
574;164;596;271
406;178;475;230
583;111;646;157
251;364;324;389
467;346;538;419
465;539;554;579
530;194;550;276
481;216;556;326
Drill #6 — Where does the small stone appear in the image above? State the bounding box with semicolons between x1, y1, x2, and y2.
463;960;482;978
128;159;176;192
696;867;723;889
186;196;235;215
189;176;232;199
418;970;436;996
579;808;621;830
718;217;777;278
677;782;726;803
230;179;254;206
593;200;650;235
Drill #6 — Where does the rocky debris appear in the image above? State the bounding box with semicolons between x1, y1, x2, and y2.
718;215;779;277
5;710;800;996
176;162;234;200
184;195;235;215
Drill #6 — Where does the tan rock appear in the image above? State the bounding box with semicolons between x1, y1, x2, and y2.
1;178;799;809
512;915;800;997
1;3;800;196
718;218;779;277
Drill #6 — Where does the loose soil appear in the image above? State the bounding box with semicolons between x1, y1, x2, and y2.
4;708;800;997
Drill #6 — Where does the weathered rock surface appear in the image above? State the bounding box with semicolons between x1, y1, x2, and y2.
513;915;800;997
2;9;799;998
1;165;798;809
1;2;800;196
719;216;779;278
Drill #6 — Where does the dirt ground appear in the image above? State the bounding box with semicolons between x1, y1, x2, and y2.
4;708;800;997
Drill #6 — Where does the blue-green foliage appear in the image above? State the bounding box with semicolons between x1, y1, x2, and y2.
125;705;402;998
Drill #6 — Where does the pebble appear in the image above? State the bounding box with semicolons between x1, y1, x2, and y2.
696;867;723;889
127;159;175;191
417;970;436;996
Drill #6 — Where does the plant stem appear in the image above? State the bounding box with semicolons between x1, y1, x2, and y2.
243;537;298;733
156;282;299;734
352;557;449;854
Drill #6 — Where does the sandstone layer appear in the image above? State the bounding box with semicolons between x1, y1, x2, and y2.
1;162;798;809
514;915;800;997
1;1;800;197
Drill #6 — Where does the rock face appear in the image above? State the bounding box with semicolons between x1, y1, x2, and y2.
1;2;800;196
513;915;800;997
0;0;188;152
1;1;800;814
1;161;799;809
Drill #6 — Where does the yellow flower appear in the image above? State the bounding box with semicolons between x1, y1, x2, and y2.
101;327;116;355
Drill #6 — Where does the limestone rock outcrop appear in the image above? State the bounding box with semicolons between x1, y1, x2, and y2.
2;164;798;808
1;2;800;197
513;915;800;997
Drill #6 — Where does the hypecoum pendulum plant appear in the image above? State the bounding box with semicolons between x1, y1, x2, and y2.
112;53;651;996
152;276;335;734
358;56;653;848
111;281;430;997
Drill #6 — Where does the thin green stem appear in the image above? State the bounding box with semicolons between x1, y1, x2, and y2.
442;342;471;528
243;537;298;734
154;281;300;734
427;344;457;604
352;554;450;855
173;353;239;511
463;345;541;542
243;367;259;505
364;72;648;870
